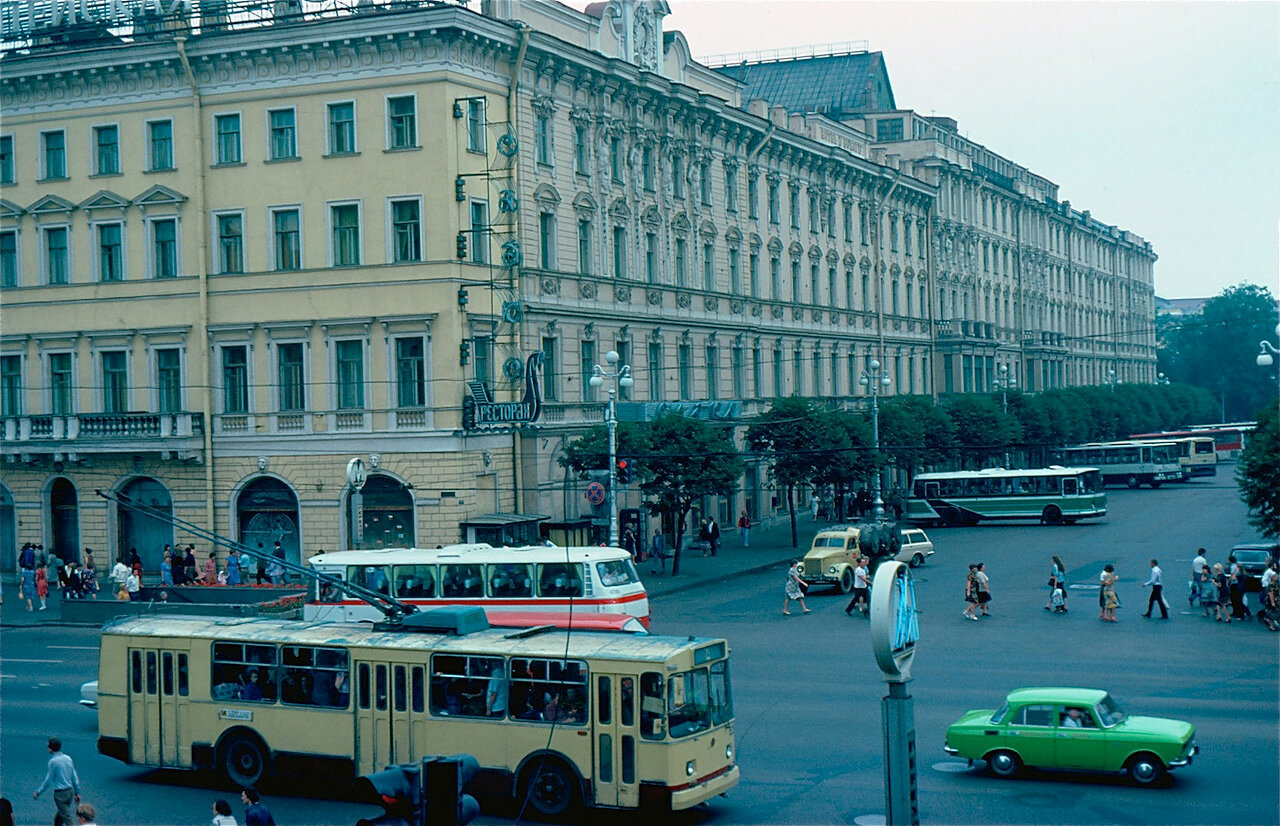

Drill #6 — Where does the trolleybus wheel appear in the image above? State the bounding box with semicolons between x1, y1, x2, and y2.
219;730;268;788
1126;475;1140;489
522;758;579;818
1041;505;1063;525
942;509;962;527
1149;481;1162;489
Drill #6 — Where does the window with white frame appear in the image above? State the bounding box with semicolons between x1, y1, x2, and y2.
101;350;128;413
702;242;714;291
394;337;426;408
678;343;691;400
215;213;244;274
573;124;588;175
96;223;124;282
749;252;759;295
94;125;120;175
0;230;17;287
268;109;297;160
0;135;13;184
539;212;556;270
214;113;242;164
725;165;737;212
330;203;361;266
610;137;623;182
43;226;70;285
390;199;422;263
327;102;356;155
0;354;21;416
48;352;73;415
221;345;249;414
41;131;66;179
700;161;711;205
276;342;305;412
732;345;744;399
672;154;684;199
644;232;657;283
148;120;174;171
674;238;687;286
772;347;783;395
334;340;365;410
770;256;780;299
466;98;487;153
469;201;488;265
747;172;758;219
705;344;718;400
150;218;178;278
541;337;559;401
535;114;552;166
647;341;663;401
642;145;654;191
612;226;626;279
577;218;592;275
272;208;301;270
580;339;595;402
729;249;740;294
155;347;182;413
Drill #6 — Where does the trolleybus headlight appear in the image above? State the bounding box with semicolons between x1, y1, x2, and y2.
726;744;733;760
686;760;696;776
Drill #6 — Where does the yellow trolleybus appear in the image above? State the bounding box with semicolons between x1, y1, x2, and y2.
94;611;737;816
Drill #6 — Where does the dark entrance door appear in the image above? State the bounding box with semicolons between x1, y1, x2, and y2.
118;477;174;572
0;484;15;572
237;477;300;573
49;477;80;563
346;474;414;549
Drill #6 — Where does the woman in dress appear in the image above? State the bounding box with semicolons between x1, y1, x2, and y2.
1100;564;1119;622
1045;555;1067;611
19;564;36;611
34;563;49;610
1211;563;1232;623
962;564;979;620
782;560;811;616
974;562;992;617
160;551;174;587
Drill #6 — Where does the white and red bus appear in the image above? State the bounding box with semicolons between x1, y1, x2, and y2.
1130;423;1255;462
304;544;650;628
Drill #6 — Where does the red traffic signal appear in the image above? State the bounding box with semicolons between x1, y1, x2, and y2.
616;458;632;485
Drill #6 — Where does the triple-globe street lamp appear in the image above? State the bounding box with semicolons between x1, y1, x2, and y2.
995;364;1017;468
860;359;892;522
589;350;633;547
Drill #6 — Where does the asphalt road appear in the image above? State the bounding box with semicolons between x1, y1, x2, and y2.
2;476;1276;825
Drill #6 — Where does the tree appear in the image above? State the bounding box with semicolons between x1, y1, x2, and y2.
814;410;874;521
943;394;1021;468
877;395;955;478
1237;400;1280;538
636;412;744;576
746;397;832;547
559;424;644;476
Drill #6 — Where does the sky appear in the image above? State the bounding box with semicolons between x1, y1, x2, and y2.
568;0;1280;300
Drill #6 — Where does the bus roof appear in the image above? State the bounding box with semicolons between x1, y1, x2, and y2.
101;615;702;662
309;544;631;567
913;467;1098;481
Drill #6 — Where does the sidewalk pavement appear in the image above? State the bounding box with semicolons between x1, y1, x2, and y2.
0;513;828;627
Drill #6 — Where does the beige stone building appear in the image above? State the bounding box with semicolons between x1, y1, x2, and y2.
0;0;1153;571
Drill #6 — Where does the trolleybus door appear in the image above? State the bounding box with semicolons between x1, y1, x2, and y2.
354;661;428;774
594;673;640;807
126;648;188;767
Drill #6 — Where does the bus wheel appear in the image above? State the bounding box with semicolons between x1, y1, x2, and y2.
1150;481;1162;489
943;509;962;527
838;568;855;594
1041;505;1063;525
219;731;268;788
1126;475;1140;489
522;758;579;818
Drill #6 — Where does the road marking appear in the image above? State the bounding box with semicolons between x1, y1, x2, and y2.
0;658;62;664
48;646;98;650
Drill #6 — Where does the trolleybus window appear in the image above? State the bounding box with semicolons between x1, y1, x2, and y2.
393;565;435;598
431;654;505;718
212;643;277;702
509;657;587;725
537;563;584;597
411;665;425;713
177;653;189;697
640;673;664;738
441;564;484;597
488;563;533;597
280;645;349;708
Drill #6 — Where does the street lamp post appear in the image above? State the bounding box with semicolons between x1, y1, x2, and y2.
995;364;1016;468
860;358;892;522
1256;323;1280;387
590;350;633;547
1104;368;1117;392
1155;372;1170;386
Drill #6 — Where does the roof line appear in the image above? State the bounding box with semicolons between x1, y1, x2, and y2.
698;40;870;69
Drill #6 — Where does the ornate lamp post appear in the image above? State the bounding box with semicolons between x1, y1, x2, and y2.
1155;372;1170;386
860;358;892;521
590;350;633;546
1104;367;1117;392
1256;323;1280;390
995;364;1017;468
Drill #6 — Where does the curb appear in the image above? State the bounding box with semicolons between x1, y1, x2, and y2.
645;553;796;598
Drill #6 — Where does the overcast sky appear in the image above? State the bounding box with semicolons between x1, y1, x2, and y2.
569;1;1280;299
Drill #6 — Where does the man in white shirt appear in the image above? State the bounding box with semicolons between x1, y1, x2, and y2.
1142;558;1168;619
845;558;871;615
1190;549;1208;605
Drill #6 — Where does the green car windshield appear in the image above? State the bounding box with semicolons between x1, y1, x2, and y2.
1095;695;1125;727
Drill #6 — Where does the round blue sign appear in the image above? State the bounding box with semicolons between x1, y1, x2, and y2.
586;482;606;505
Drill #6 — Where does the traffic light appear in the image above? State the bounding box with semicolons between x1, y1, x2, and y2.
354;764;422;826
455;176;466;201
425;754;481;826
456;231;468;259
459;339;471;366
616;458;631;485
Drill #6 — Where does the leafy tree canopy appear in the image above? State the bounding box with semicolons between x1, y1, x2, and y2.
1237;400;1280;538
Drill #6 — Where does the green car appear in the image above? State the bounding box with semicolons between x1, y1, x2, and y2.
944;687;1197;786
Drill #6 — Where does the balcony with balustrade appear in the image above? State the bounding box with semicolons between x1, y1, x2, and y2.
1;412;206;462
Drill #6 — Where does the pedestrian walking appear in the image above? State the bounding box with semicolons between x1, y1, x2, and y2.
211;799;238;826
35;562;49;610
973;562;992;616
20;563;37;611
160;550;174;587
125;569;141;601
962;564;979;620
1189;548;1207;606
1227;555;1252;619
183;546;198;586
32;737;81;826
80;554;98;599
782;560;811;615
241;788;275;826
1099;564;1119;622
1142;558;1169;619
1044;555;1067;611
269;542;287;584
254;543;268;585
810;492;820;520
226;548;242;586
738;511;751;547
200;552;218;585
844;557;871;615
649;530;669;575
706;517;720;556
698;519;712;557
1211;563;1231;623
110;558;130;592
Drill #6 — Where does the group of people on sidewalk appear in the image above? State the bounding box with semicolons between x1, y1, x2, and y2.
1188;547;1280;630
15;544;100;611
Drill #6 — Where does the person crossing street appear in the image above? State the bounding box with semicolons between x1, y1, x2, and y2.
1142;558;1169;619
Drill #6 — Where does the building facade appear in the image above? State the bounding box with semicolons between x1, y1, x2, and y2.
0;0;1153;571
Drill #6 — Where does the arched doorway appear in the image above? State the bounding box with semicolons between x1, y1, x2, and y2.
0;484;15;572
49;477;80;563
237;477;300;571
117;477;174;572
345;474;414;549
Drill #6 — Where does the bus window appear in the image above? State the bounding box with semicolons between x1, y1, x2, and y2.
620;676;635;727
375;664;388;711
212;643;278;703
162;652;174;696
357;663;371;710
393;565;436;598
924;482;940;498
710;660;733;725
537;563;584;598
441;564;483;598
394;665;407;712
411;666;425;713
177;653;189;697
509;657;587;725
488;563;533;598
317;579;343;603
1062;477;1078;495
621;736;636;784
130;651;142;694
281;646;349;708
430;654;505;718
668;668;711;738
348;566;390;595
640;673;664;739
596;560;638;588
597;676;612;725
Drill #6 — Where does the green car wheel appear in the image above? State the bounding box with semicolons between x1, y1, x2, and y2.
987;750;1021;778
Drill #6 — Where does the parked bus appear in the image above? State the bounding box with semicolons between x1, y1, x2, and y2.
304;545;650;628
1055;441;1182;488
94;611;737;816
1130;424;1254;462
906;467;1107;526
1166;437;1218;479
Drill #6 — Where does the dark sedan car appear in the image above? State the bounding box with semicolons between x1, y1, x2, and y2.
1232;543;1278;591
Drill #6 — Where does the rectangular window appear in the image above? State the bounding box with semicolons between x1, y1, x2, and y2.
752;346;762;396
156;348;182;413
674;238;687;287
0;354;21;417
612;227;626;279
430;654;511;720
327;102;356;155
702;243;714;292
44;227;69;285
645;233;657;283
732;346;744;399
539;212;556;270
387;96;417;149
541;337;558;401
395;337;425;408
642;145;654;191
330;203;361;266
729;249;740;294
773;348;783;396
469;201;488;265
97;223;124;282
101;350;128;413
466;98;486;153
272;209;301;270
845;271;854;309
0;135;13;183
473;336;492;385
391;199;422;263
148;120;174;171
580;340;596;402
214;113;242;164
725;166;737;212
49;353;73;415
577;218;592;275
700;161;712;205
789;187;799;229
221;346;248;414
268;109;297;159
216;214;243;274
768;180;779;224
748;253;759;296
808;193;818;233
678;344;691;400
828;267;837;309
610;137;623;182
672;154;684;199
42;131;66;179
862;273;871;311
770;257;781;300
844;202;853;242
647;341;663;400
813;351;823;395
616;340;631;400
277;342;305;412
335;340;364;410
810;264;819;304
94;125;120;175
876;117;904;141
211;643;278;704
152;219;178;278
747;173;758;218
793;350;804;395
705;345;718;400
0;230;17;287
790;261;800;302
536;115;552;165
573;124;588;175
